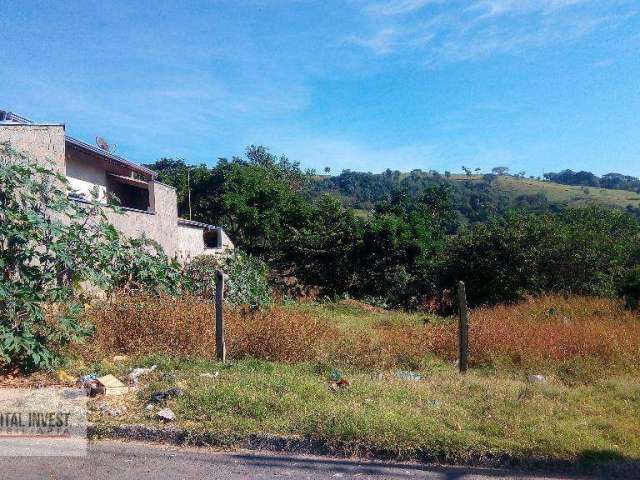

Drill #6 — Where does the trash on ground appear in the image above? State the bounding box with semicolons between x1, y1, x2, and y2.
156;408;176;422
127;365;157;387
329;378;351;391
113;355;129;362
78;373;97;386
394;370;422;382
150;387;184;403
145;404;155;412
96;374;129;396
330;369;343;382
56;370;75;384
527;374;547;384
199;372;219;379
97;401;127;417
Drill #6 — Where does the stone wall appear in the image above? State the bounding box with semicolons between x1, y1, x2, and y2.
0;124;65;173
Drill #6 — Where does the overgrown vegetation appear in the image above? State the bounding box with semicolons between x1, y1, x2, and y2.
85;297;640;472
85;293;640;378
183;251;272;307
147;147;640;308
0;145;108;370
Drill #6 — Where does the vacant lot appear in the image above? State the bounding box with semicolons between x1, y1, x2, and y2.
86;294;640;380
73;294;640;473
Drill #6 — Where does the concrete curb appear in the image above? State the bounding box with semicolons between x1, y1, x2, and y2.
87;424;638;478
88;424;332;456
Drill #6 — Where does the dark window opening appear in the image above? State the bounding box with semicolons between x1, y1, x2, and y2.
107;176;150;211
203;229;220;249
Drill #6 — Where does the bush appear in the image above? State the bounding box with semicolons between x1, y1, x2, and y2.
183;250;272;307
93;230;184;297
86;294;332;363
0;143;186;371
0;144;108;370
443;208;640;306
621;267;640;310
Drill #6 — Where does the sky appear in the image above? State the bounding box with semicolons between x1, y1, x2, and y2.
1;0;639;176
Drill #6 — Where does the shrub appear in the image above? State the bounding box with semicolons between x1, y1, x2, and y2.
183;250;272;307
93;231;184;296
85;292;639;377
443;208;640;306
0;143;186;371
0;144;108;370
86;294;333;363
620;267;640;310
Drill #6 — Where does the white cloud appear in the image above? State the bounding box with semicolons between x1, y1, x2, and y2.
269;134;440;173
467;0;590;18
350;0;636;65
365;0;440;16
592;58;615;68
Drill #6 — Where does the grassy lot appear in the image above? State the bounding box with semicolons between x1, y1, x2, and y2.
74;295;640;473
90;356;640;471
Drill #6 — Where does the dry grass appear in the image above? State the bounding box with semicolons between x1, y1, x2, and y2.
85;293;640;376
86;294;335;363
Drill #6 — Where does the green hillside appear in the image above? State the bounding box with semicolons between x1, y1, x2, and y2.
452;175;640;209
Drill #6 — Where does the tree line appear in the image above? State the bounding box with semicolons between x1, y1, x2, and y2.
544;169;640;193
146;146;640;310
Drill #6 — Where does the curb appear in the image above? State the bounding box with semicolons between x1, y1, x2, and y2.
87;424;639;478
88;424;332;456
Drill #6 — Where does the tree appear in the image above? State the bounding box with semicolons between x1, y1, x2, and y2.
324;166;331;174
491;166;510;176
0;144;111;370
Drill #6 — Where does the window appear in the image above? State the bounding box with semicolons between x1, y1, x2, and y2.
203;229;220;249
107;174;151;211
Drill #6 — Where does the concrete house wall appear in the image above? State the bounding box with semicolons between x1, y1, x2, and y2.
0;115;233;262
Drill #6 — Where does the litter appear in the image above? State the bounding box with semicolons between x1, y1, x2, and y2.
527;374;547;384
150;387;184;403
394;370;422;382
199;372;219;379
96;374;129;396
113;355;129;362
57;370;75;384
330;369;343;382
329;378;351;392
77;374;102;397
156;408;176;422
97;401;127;417
127;365;157;387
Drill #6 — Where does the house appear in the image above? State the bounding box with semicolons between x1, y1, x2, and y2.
0;110;233;261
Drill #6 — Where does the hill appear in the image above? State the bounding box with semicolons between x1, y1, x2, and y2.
308;170;640;222
451;174;640;209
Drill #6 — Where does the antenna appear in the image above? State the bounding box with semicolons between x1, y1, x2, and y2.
96;136;110;152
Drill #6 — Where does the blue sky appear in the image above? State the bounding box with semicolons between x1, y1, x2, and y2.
2;0;639;176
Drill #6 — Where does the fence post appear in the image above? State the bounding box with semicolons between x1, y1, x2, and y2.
215;270;226;362
457;281;469;373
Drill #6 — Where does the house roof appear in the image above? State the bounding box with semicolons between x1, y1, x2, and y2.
0;110;156;179
177;218;219;231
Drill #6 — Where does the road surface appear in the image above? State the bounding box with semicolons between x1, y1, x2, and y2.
0;440;599;479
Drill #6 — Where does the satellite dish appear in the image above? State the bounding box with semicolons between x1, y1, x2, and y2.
96;136;110;152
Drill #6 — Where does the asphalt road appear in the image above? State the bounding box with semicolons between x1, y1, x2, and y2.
0;440;598;480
